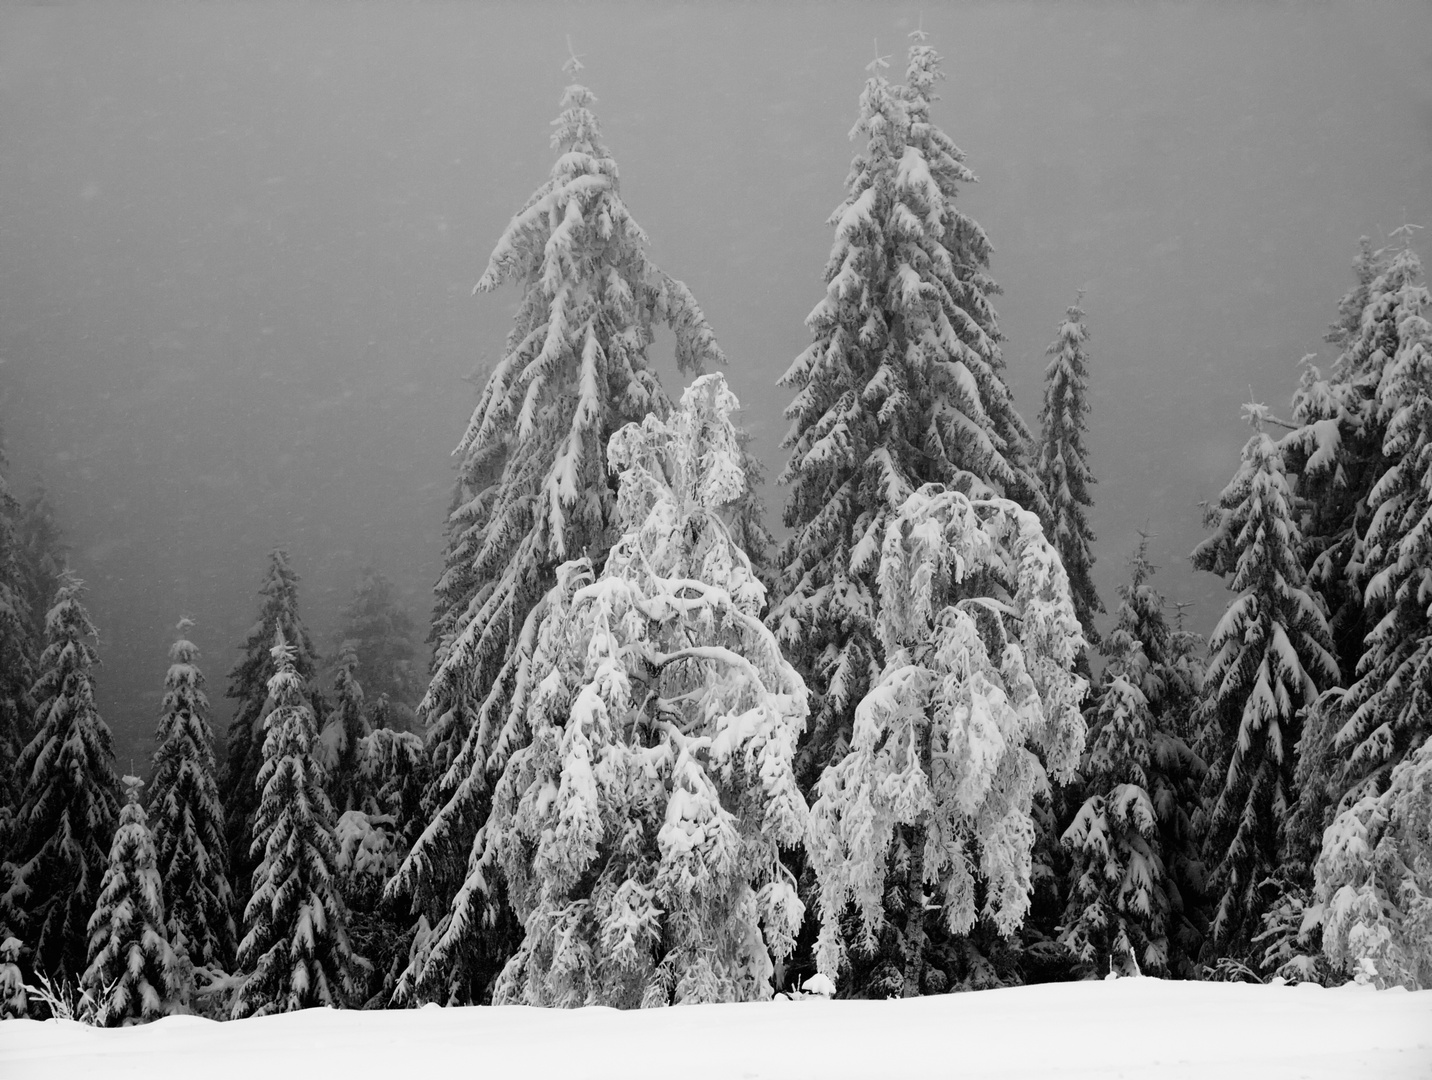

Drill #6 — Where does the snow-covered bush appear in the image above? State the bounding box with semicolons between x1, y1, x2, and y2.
807;483;1087;993
418;374;808;1007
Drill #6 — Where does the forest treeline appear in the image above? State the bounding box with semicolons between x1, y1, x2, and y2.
1;35;1428;1024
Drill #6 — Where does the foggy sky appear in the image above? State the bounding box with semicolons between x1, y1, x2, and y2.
2;2;1430;772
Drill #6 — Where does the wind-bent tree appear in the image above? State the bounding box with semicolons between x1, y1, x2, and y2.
391;53;724;1003
420;374;807;1008
774;34;1044;792
807;484;1086;997
148;621;235;973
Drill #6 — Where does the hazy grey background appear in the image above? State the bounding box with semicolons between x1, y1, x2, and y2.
2;2;1430;771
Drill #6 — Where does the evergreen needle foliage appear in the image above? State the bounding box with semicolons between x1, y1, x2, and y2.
774;33;1045;793
3;577;119;985
393;55;724;1003
222;549;326;910
1036;298;1102;652
82;775;185;1026
1193;409;1338;952
148;621;235;973
233;637;361;1018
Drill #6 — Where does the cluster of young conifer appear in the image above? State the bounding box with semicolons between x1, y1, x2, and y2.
0;508;425;1020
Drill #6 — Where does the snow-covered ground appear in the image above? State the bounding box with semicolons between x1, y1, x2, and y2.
2;979;1429;1079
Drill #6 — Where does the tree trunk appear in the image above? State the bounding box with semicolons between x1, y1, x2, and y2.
900;824;927;998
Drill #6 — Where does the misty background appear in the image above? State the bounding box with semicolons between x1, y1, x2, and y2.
1;2;1429;773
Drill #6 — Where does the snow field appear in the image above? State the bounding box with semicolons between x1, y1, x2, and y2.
2;978;1428;1080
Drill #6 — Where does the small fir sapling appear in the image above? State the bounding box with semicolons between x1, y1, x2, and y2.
806;482;1087;997
417;374;808;1008
82;775;185;1026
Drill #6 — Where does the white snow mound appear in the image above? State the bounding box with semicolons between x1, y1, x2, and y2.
2;979;1429;1079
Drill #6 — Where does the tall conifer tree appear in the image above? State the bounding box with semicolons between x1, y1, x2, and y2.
774;34;1043;789
149;621;235;972
2;577;119;983
222;549;325;907
1335;239;1432;801
1036;298;1102;650
1060;542;1207;977
82;775;185;1025
233;638;360;1017
1193;407;1338;951
391;51;724;1000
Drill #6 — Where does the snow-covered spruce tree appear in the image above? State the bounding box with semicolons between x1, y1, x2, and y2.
233;637;361;1018
807;483;1086;997
82;775;185;1026
392;54;724;1001
2;577;119;985
1059;546;1209;980
774;35;1044;792
221;549;326;910
1280;238;1402;681
1313;735;1432;989
334;568;419;729
320;641;370;814
408;374;807;1008
148;620;235;973
1036;298;1102;653
1060;652;1165;977
1335;240;1432;805
1192;405;1339;953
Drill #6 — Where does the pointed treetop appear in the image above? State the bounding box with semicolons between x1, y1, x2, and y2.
1242;399;1270;432
121;774;144;803
908;17;929;43
1389;222;1424;248
866;38;891;74
563;35;584;79
270;625;292;666
176;615;195;634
